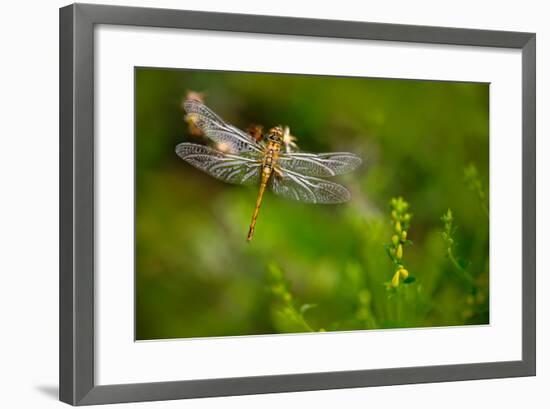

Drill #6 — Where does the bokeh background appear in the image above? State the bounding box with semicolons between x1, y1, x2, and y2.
135;67;489;340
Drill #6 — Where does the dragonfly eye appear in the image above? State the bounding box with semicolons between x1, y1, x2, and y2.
267;126;284;142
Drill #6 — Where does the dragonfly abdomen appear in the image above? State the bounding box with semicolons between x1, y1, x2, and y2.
247;176;268;242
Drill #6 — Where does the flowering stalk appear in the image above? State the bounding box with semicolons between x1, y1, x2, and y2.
385;197;414;288
464;163;489;218
441;209;488;321
441;209;476;291
356;289;379;329
267;263;317;332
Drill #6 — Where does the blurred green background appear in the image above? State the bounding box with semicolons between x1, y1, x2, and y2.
135;67;489;340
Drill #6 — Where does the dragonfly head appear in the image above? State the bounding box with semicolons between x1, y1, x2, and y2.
266;126;284;143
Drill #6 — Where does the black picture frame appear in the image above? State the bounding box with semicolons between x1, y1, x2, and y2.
59;3;536;405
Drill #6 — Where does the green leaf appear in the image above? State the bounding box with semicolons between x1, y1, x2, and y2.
403;276;416;284
457;258;471;270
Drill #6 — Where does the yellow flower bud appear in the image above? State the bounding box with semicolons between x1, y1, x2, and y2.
391;270;400;287
401;231;407;241
392;235;399;245
399;268;409;279
395;221;402;233
396;244;403;259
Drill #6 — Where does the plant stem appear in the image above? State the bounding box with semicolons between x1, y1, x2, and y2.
447;249;476;291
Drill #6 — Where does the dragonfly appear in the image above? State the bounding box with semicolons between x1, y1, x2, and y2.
176;99;362;241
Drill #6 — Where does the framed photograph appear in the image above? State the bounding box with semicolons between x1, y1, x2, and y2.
59;3;536;405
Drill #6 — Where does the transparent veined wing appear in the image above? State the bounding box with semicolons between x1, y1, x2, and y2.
277;151;361;177
271;168;352;204
183;100;263;154
176;143;262;185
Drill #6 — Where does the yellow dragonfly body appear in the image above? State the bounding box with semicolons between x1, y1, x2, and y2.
176;99;362;241
248;127;283;241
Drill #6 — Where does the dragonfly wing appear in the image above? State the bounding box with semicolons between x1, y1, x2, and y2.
176;143;261;185
278;152;361;177
271;169;351;204
183;100;262;153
